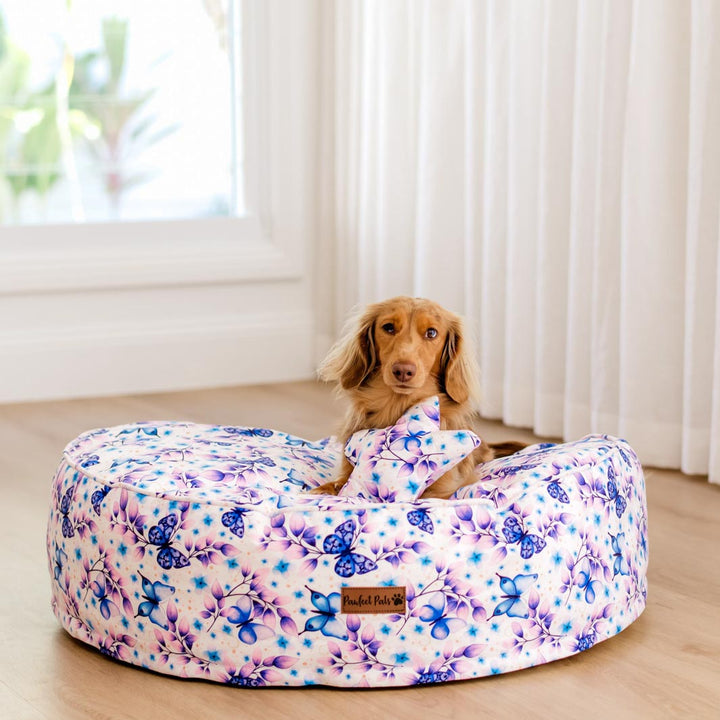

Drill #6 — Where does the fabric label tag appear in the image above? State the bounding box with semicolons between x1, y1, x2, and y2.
341;586;406;614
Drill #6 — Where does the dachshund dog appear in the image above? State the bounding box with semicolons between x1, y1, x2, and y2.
312;296;524;499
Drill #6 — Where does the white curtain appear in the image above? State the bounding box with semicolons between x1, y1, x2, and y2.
322;0;720;483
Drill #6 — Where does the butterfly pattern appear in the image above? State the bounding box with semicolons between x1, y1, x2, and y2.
610;532;631;577
221;507;248;538
546;480;569;504
227;596;276;644
53;545;68;585
301;587;349;641
418;592;466;639
148;514;190;570
90;485;111;515
576;560;602;604
48;423;648;688
407;508;434;534
89;576;120;620
606;479;627;518
322;519;377;577
59;484;75;538
136;573;175;629
226;427;274;439
492;573;538;618
502;515;547;559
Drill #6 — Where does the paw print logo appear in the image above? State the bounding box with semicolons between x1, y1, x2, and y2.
392;592;405;606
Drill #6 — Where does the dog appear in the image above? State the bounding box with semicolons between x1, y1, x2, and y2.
312;296;525;499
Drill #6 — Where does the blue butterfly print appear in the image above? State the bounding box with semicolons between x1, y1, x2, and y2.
53;546;68;584
418;593;465;640
221;507;248;538
492;573;538;618
577;565;601;603
148;513;190;569
59;484;75;538
136;573;175;629
91;485;111;515
301;586;348;640
283;468;310;490
502;516;546;559
610;533;630;576
546;480;569;503
90;577;119;620
396;427;428;452
304;452;330;467
407;508;434;534
80;454;100;468
607;462;617;482
229;427;273;438
617;446;634;469
322;519;377;578
493;461;540;479
120;426;158;438
415;669;454;685
227;596;275;644
284;435;315;447
606;480;627;517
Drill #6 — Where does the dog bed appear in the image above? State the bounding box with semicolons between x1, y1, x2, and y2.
47;420;648;688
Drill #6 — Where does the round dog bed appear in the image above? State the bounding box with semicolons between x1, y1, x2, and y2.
47;422;647;688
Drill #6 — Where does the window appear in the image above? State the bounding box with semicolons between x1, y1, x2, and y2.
0;0;243;225
0;1;314;402
0;1;303;297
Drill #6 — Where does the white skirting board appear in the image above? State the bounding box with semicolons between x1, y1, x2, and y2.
0;310;316;404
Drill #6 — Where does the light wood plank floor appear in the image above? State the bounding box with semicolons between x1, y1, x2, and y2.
1;381;718;720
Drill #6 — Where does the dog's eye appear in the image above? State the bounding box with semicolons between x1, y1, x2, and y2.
381;323;395;334
425;327;438;339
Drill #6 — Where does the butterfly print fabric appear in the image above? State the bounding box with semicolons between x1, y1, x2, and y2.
339;396;480;501
48;422;648;687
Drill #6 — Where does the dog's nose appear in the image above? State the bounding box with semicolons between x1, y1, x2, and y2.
392;362;417;383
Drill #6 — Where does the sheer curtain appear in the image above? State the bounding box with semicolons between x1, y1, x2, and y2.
321;0;720;483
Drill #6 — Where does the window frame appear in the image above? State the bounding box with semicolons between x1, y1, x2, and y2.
0;1;302;295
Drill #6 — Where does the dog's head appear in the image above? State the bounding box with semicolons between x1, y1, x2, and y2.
319;296;479;405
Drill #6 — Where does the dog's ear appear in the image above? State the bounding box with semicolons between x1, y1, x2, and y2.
318;308;378;390
440;316;479;405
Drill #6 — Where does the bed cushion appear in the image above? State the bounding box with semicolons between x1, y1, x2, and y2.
47;423;648;688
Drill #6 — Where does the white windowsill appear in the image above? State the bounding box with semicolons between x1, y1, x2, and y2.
0;215;303;294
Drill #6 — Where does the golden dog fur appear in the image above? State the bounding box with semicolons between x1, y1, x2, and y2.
313;296;524;499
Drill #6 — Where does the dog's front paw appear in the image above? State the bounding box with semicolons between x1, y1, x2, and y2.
308;480;341;495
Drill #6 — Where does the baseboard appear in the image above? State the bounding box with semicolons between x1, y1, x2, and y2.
0;310;316;403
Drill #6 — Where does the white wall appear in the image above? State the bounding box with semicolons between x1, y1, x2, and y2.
0;1;321;404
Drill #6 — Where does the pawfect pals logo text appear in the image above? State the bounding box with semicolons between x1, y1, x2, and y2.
341;586;407;614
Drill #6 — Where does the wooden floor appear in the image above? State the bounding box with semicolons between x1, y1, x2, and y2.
1;381;718;719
